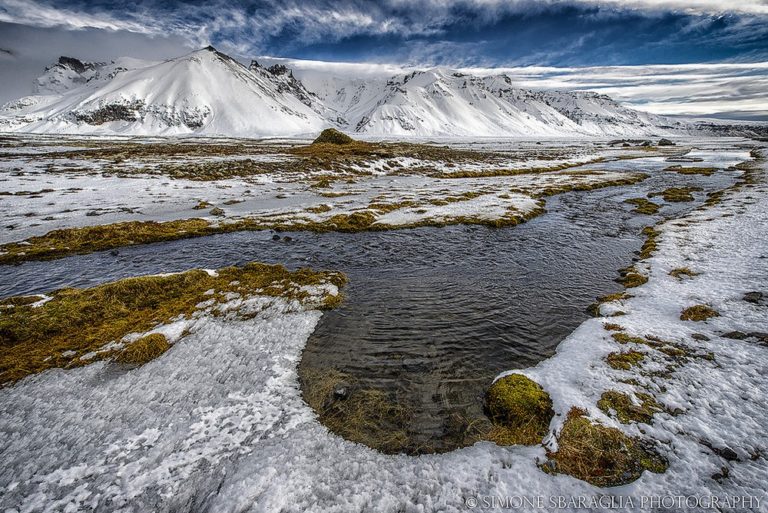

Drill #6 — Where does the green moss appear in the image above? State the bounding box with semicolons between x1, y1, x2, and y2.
484;374;554;446
597;390;662;424
680;305;720;321
546;408;668;487
0;262;346;385
114;333;170;365
624;197;660;215
606;350;645;370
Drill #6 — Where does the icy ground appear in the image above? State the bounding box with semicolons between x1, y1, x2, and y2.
1;143;767;512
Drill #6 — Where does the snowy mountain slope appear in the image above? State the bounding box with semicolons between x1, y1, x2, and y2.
0;47;333;136
335;69;679;137
0;47;686;137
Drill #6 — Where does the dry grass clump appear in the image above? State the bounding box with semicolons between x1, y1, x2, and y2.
483;374;554;446
624;197;660;215
533;174;647;198
670;267;699;280
664;165;717;176
680;305;720;321
603;323;625;332
597;390;662;424
639;226;660;259
0;262;346;385
617;266;648;288
306;204;332;214
300;368;411;454
545;408;667;487
606;350;645;370
114;333;170;365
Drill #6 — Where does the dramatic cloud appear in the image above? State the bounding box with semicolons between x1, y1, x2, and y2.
0;0;765;118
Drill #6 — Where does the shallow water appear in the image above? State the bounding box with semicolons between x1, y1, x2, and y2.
0;149;745;454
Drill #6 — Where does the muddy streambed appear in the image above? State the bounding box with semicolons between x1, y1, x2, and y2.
0;148;747;454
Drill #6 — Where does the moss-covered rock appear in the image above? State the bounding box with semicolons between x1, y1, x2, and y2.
484;374;554;445
312;128;355;145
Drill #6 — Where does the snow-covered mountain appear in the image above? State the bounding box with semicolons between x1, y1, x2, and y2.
0;46;685;137
0;47;331;136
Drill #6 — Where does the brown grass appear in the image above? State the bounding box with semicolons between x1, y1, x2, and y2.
0;262;346;385
545;408;667;487
680;305;720;321
113;333;170;365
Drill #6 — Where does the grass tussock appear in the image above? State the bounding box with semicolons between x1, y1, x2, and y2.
545;408;667;487
606;350;645;370
664;165;717;176
0;218;213;264
617;266;648;288
114;333;170;365
624;197;660;215
603;323;625;332
0;262;346;385
597;390;662;424
649;187;702;203
680;305;720;322
670;267;699;280
483;374;554;446
639;226;660;260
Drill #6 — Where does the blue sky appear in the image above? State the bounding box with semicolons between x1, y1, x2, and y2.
0;0;766;118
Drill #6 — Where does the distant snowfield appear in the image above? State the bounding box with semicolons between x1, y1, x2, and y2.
0;140;766;511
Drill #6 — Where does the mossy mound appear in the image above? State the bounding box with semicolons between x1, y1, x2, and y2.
624;197;660;215
545;408;668;487
312;128;355;145
114;333;170;365
484;374;554;445
680;305;720;321
598;390;662;424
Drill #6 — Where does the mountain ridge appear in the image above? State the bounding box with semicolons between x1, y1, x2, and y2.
0;46;755;138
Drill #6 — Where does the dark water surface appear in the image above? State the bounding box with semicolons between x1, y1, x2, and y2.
0;151;740;453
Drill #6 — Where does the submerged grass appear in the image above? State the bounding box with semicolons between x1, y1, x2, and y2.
545;408;667;487
0;262;346;385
